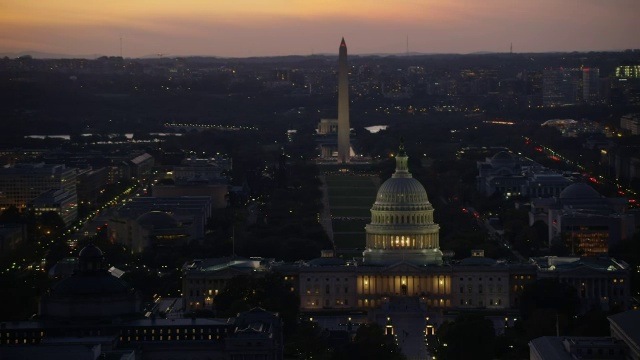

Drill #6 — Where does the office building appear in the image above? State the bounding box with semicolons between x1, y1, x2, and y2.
543;68;581;107
529;183;635;255
0;163;77;223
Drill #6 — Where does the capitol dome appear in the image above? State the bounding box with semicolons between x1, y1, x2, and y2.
78;243;103;258
375;177;430;206
363;141;442;265
492;151;514;161
559;182;601;199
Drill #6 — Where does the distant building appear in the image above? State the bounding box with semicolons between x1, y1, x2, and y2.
522;172;574;198
39;244;140;321
127;152;154;179
612;65;640;105
105;152;154;184
153;156;230;209
621;113;640;135
27;188;78;226
529;183;634;255
582;67;600;103
41;149;153;184
316;118;339;159
317;118;338;135
543;118;606;137
0;148;47;166
152;184;228;209
476;151;571;198
116;211;192;253
0;163;77;222
172;157;230;183
108;196;211;253
1;244;284;359
531;256;630;312
76;167;108;205
543;68;581;107
615;65;640;79
477;151;528;197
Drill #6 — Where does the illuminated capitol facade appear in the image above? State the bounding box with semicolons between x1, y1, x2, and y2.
296;144;507;311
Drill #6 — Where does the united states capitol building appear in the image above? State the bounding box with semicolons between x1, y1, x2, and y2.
183;144;632;319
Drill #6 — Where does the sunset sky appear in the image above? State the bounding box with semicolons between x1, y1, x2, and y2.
1;0;638;58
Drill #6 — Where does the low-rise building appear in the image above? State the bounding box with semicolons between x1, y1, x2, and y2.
1;244;284;360
532;256;630;312
0;163;77;212
529;182;634;255
529;309;640;360
476;151;572;199
108;196;211;253
27;188;78;226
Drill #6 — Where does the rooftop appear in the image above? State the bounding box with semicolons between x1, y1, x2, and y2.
182;257;274;274
608;310;640;352
531;256;629;272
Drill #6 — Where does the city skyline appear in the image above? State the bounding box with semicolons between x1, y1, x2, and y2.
1;0;639;58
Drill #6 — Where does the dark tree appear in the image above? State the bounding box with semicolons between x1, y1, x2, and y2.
436;313;496;360
519;279;580;339
284;320;331;360
0;205;22;223
332;323;406;360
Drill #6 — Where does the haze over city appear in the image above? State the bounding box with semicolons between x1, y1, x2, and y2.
1;0;639;58
2;0;640;358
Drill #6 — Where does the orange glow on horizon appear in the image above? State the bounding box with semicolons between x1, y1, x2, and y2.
0;0;638;57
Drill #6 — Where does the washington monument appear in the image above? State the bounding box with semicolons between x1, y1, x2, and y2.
337;37;351;163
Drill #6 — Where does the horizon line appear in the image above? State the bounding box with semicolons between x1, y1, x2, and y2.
3;48;640;60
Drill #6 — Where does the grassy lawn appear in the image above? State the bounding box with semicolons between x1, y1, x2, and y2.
330;208;370;217
325;175;378;187
328;187;377;197
328;196;375;207
325;174;377;249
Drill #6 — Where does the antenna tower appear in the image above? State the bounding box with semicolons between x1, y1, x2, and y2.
406;35;409;55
